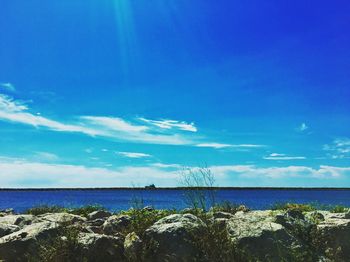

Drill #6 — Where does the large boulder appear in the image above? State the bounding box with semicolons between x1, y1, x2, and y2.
0;224;20;237
38;212;86;224
77;232;124;261
87;210;112;221
315;214;350;260
227;211;307;261
124;232;142;261
0;215;36;228
144;213;206;262
103;215;131;235
0;221;60;261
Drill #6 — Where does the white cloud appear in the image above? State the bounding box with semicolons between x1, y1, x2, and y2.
117;152;152;158
209;165;350;179
264;153;306;160
151;163;183;169
196;143;264;149
139;118;197;132
33;152;59;162
323;138;350;159
0;158;178;188
0;83;16;92
0;94;191;145
296;122;309;132
0;94;265;149
82;116;148;133
0;157;349;188
196;143;233;149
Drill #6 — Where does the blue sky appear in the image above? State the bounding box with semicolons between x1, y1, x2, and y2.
0;0;349;187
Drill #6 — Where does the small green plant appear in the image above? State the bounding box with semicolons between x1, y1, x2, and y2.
211;201;249;214
70;204;106;217
330;205;349;213
26;205;68;215
27;224;85;262
271;202;316;212
121;208;176;236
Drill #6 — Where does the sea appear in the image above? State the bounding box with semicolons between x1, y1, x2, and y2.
0;189;349;213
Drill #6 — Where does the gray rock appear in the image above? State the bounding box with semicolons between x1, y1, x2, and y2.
87;210;112;220
78;232;124;261
87;218;105;227
124;232;142;261
305;211;325;222
38;212;86;224
0;221;60;261
227;211;307;262
0;208;14;216
212;211;234;220
0;223;20;237
103;215;131;235
315;216;350;259
142;206;154;211
0;215;36;228
144;213;206;262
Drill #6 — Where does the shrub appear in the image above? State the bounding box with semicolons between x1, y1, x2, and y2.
27;224;85;262
271;202;316;212
180;167;217;211
329;205;349;213
25;205;68;215
121;208;176;236
70;205;106;217
211;201;249;214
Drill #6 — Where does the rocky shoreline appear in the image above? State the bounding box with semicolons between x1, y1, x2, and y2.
0;207;349;261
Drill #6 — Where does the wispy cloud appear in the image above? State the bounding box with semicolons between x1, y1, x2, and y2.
117;151;152;158
0;94;258;149
196;143;264;149
32;152;59;162
0;157;348;187
323;138;350;159
264;153;306;160
208;165;350;180
139;118;197;132
0;83;16;92
0;94;190;145
296;122;309;132
82;116;148;133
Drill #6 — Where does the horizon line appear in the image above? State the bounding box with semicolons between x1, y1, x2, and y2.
1;187;350;191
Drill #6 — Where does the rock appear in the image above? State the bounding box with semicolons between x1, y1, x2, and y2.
0;221;60;261
0;208;14;216
144;213;206;262
237;205;250;212
124;232;142;261
142;206;154;211
305;211;325;222
103;215;131;235
87;210;112;220
0;224;20;237
275;210;312;231
315;216;350;259
212;211;234;220
0;215;36;228
39;212;86;224
78;233;124;261
87;218;105;227
227;211;307;262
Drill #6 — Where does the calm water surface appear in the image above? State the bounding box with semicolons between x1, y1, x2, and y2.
0;189;349;213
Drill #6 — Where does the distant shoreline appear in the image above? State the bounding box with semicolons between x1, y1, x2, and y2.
1;187;350;191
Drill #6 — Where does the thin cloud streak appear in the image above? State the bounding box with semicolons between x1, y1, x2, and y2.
117;151;152;158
